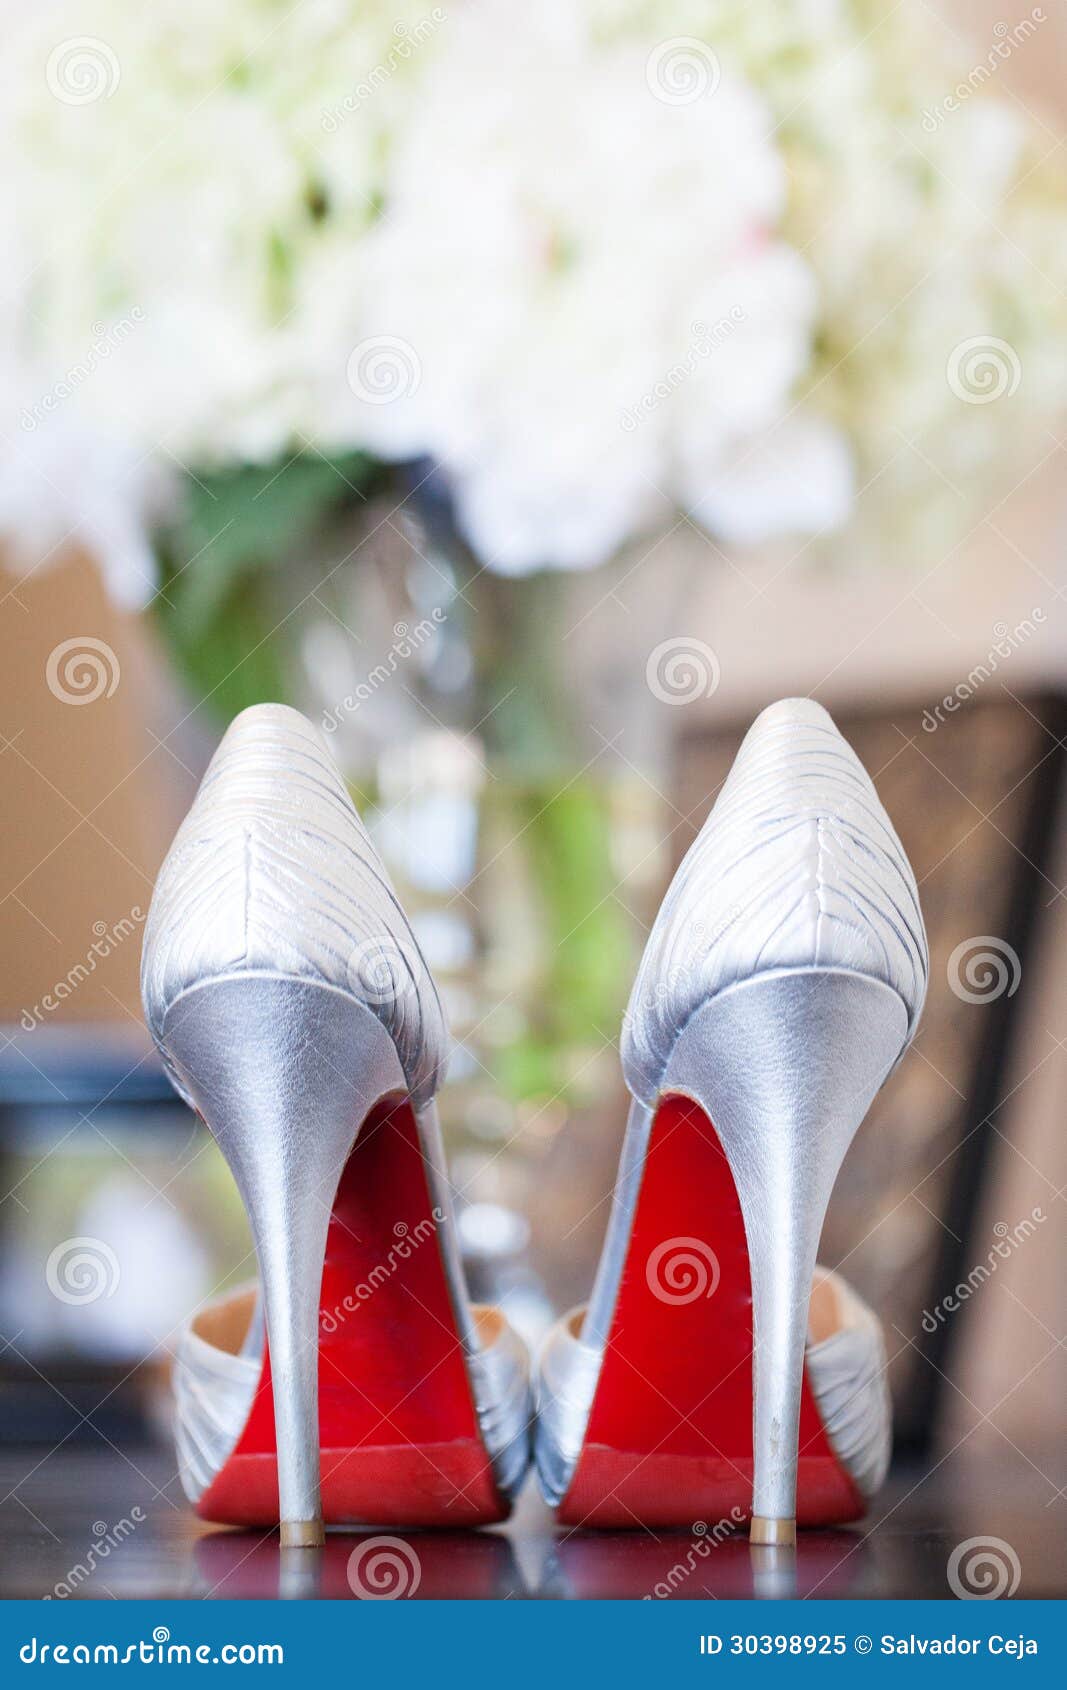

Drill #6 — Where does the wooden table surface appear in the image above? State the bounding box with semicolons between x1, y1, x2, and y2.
0;1443;1062;1601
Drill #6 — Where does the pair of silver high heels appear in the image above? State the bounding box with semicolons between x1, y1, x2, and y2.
142;699;927;1546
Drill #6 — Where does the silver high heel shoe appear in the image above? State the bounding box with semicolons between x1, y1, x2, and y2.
535;698;927;1541
142;704;530;1544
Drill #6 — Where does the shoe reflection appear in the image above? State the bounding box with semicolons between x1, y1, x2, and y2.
193;1528;522;1599
543;1529;866;1599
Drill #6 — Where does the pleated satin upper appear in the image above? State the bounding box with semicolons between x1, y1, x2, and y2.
141;703;448;1109
622;698;928;1105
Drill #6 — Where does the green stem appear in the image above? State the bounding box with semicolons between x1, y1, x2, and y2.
468;570;585;775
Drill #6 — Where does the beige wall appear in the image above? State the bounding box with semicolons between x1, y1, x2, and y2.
0;551;185;1032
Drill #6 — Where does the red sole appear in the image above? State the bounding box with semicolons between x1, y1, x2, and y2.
198;1098;507;1530
559;1095;864;1530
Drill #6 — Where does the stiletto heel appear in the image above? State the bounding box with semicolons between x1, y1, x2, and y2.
160;979;406;1546
144;704;531;1534
665;969;908;1544
535;697;927;1534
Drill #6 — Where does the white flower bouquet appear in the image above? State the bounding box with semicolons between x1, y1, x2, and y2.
1;0;1065;600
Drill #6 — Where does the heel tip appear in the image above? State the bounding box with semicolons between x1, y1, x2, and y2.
750;1516;796;1547
280;1520;324;1549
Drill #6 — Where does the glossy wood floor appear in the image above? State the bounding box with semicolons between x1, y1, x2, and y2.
0;1443;1062;1600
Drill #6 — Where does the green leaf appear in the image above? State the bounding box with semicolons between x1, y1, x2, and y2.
153;451;378;722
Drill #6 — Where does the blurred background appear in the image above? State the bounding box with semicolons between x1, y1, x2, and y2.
0;0;1065;1594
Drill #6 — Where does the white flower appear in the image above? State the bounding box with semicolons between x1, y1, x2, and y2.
606;0;1067;555
0;400;168;608
355;1;842;571
690;417;855;547
0;0;440;594
1;0;1064;594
